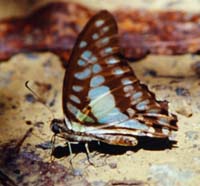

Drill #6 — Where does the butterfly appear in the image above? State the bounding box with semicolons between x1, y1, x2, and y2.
51;10;178;152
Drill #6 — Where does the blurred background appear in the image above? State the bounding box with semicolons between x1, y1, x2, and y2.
0;0;200;19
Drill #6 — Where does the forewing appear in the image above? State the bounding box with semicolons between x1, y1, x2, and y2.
63;10;119;122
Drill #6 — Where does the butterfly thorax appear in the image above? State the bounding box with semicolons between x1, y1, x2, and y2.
50;118;99;142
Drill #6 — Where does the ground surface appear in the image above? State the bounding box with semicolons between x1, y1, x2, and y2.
0;1;200;186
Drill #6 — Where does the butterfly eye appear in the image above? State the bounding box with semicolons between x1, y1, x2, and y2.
51;124;60;134
51;119;63;134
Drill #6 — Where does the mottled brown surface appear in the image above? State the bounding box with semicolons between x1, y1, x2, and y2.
0;2;200;62
117;10;200;59
0;2;93;62
0;136;90;186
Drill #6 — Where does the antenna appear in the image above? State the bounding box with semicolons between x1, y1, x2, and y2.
25;81;59;161
25;80;55;120
15;127;33;153
50;134;56;162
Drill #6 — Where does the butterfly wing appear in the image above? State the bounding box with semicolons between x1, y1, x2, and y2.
63;10;119;124
62;10;178;141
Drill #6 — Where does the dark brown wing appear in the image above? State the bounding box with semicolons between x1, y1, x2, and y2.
62;10;178;138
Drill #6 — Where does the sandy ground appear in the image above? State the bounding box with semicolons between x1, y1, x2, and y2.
0;1;200;186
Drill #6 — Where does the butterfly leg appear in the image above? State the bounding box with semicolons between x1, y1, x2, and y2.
67;142;75;169
85;143;94;166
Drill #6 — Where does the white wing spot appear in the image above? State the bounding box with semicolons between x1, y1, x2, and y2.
72;85;83;92
162;128;169;135
146;109;160;116
92;64;102;74
113;68;124;75
67;102;79;115
102;26;109;33
148;127;155;133
158;118;169;126
92;33;99;40
104;47;112;54
89;56;98;63
89;86;109;100
127;108;135;117
106;57;119;65
74;69;91;80
78;59;87;66
125;92;131;97
90;75;105;87
79;41;87;48
131;92;143;105
100;37;109;45
132;92;143;100
136;100;150;110
69;95;81;104
81;50;92;60
95;20;104;27
123;85;134;93
121;78;133;85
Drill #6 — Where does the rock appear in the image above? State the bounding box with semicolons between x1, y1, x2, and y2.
175;87;190;97
73;168;83;176
148;164;194;186
92;181;106;186
174;99;193;117
185;131;199;141
193;157;200;164
108;162;117;169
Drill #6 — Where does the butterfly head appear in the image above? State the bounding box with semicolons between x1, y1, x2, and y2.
50;118;65;135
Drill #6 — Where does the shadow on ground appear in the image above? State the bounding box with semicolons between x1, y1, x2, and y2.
52;137;177;159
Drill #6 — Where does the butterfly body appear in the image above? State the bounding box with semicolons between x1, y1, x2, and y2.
52;118;138;146
51;10;178;147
